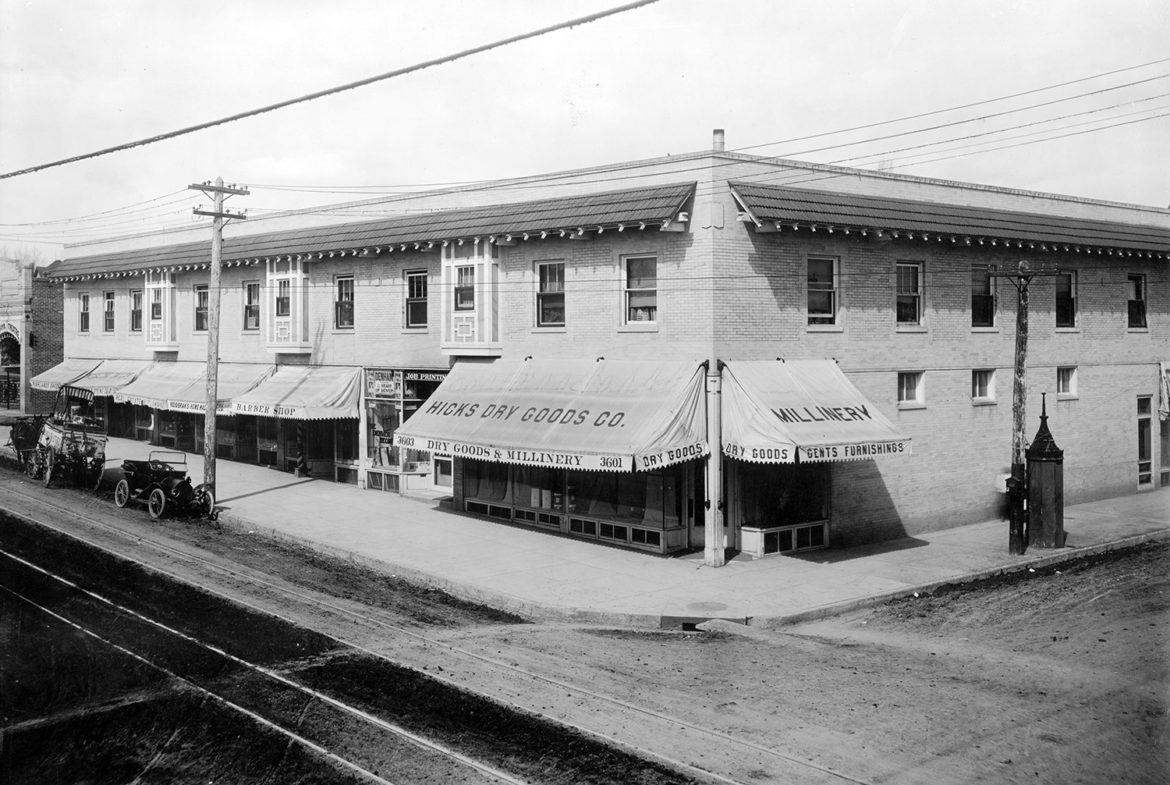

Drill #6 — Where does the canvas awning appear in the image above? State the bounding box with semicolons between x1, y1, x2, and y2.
40;358;154;396
113;361;206;408
30;358;103;391
167;363;275;415
722;360;910;463
230;365;361;420
393;358;709;472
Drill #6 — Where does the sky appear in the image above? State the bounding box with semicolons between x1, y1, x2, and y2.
1;0;1168;261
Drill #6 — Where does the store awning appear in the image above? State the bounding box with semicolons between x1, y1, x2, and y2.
230;365;361;420
30;358;103;391
167;363;275;414
393;358;709;472
113;362;206;408
722;360;910;463
40;358;154;396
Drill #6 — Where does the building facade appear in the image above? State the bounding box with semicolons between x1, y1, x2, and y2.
2;257;63;413
42;137;1169;561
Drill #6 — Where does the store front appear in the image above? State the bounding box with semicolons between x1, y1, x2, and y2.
362;368;448;493
720;360;911;557
231;365;362;482
32;358;152;433
393;358;709;554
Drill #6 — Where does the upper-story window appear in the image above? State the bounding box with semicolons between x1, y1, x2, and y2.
130;290;143;332
971;369;996;403
807;257;838;326
244;282;260;330
406;270;428;327
151;288;163;320
897;371;924;408
971;267;995;327
624;255;657;323
1055;272;1076;328
335;276;355;329
194;285;209;332
276;279;291;317
103;292;115;332
79;293;90;333
537;261;565;327
1127;274;1147;328
455;266;475;311
896;262;923;325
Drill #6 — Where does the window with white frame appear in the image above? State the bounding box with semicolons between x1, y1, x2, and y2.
243;282;260;330
406;270;427;327
971;369;995;402
1138;396;1152;485
623;255;657;323
103;292;115;332
1057;366;1077;398
807;257;838;325
276;279;291;317
130;290;143;332
335;276;354;329
971;266;995;327
150;287;163;320
194;285;209;332
896;262;923;325
1127;274;1147;328
79;293;90;332
897;371;923;407
454;265;475;311
1055;272;1076;328
537;261;565;327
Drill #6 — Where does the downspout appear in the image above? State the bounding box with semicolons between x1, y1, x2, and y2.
705;359;725;567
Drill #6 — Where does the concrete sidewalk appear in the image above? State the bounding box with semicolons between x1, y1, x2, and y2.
3;422;1167;627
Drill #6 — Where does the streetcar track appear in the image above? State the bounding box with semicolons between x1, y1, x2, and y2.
1;477;876;785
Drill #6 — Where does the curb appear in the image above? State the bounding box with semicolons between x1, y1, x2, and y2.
750;528;1170;629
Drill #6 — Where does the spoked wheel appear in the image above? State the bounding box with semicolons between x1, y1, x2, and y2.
42;450;54;488
24;451;39;479
113;479;131;508
91;460;105;491
193;485;215;519
147;488;167;520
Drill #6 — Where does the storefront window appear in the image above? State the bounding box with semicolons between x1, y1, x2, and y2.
514;466;562;510
567;466;682;528
367;401;401;468
464;459;509;502
738;462;829;528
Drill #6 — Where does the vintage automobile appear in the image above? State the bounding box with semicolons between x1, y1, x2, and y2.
113;450;215;520
10;384;107;489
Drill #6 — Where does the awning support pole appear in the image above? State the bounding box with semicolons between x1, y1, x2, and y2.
705;361;725;567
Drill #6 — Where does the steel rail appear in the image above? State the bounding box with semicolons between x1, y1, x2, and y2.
0;477;875;785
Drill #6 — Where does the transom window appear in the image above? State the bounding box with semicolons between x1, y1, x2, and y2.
1127;274;1147;328
896;262;923;325
537;261;565;327
406;270;428;327
335;276;354;329
624;256;657;323
971;369;995;402
897;371;923;407
244;282;260;330
194;285;209;332
971;267;995;327
807;257;838;325
130;290;143;332
103;292;115;332
455;266;475;311
1055;273;1076;328
79;293;90;333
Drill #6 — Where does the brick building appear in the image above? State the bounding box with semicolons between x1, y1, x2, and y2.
1;257;63;413
41;135;1169;562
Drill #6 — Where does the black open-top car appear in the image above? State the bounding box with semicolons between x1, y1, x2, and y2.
114;450;215;520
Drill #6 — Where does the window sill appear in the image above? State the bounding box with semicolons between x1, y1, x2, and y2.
896;324;928;333
401;327;429;334
971;326;999;333
1055;327;1080;333
972;399;997;407
532;326;567;333
807;323;843;333
1056;393;1079;401
897;402;926;411
1127;327;1149;333
618;323;658;333
331;328;356;335
241;329;260;335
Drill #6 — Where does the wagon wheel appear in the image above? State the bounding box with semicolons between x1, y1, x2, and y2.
114;479;131;508
193;485;215;519
42;450;55;488
24;450;39;479
90;459;105;491
147;488;167;520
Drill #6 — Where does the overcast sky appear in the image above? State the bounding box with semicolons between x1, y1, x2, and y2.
1;0;1167;260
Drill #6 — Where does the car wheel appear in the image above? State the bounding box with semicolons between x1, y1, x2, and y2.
114;479;131;508
193;485;215;518
147;488;167;520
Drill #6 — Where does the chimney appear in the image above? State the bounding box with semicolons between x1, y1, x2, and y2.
712;129;725;152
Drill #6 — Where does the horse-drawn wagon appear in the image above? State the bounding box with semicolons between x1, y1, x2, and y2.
9;384;106;489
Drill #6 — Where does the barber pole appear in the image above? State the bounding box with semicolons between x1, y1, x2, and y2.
296;421;308;477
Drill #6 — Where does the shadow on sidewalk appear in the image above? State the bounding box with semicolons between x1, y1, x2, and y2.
783;535;929;564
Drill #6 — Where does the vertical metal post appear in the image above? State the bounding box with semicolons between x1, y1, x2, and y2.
705;361;725;567
1009;262;1030;555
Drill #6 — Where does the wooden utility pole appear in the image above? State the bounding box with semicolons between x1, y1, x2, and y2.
991;260;1061;554
189;178;248;501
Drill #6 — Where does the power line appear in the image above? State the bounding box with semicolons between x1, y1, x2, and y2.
0;0;660;181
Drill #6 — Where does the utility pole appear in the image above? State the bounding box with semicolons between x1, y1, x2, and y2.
189;178;248;502
991;260;1061;554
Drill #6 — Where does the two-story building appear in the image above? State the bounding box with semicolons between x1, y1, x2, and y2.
39;132;1169;562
